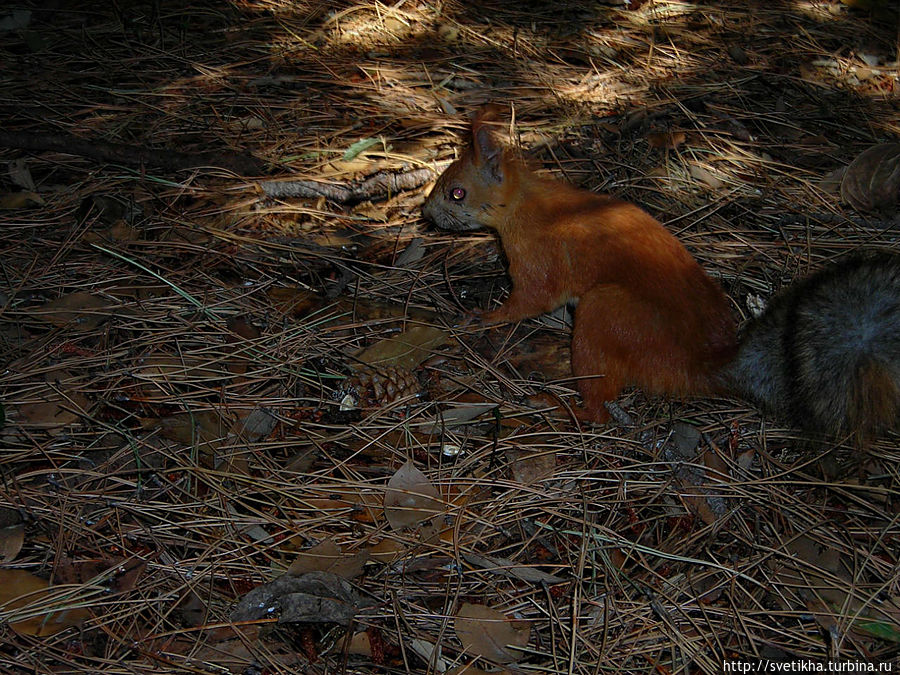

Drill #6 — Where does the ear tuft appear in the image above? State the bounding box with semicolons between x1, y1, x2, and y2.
470;104;507;182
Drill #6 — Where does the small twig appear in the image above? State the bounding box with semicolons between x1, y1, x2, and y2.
258;167;434;204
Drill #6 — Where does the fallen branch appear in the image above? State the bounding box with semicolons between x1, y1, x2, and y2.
0;130;267;175
259;167;434;204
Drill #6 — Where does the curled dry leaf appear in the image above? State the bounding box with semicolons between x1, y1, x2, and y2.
384;460;444;531
454;602;530;664
840;142;900;213
0;569;91;637
230;571;359;627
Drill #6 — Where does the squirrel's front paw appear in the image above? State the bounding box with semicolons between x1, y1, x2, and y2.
477;307;511;325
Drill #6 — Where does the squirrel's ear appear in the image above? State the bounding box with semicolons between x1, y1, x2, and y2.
471;105;506;182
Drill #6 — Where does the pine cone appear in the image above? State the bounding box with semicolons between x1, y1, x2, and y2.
339;365;422;409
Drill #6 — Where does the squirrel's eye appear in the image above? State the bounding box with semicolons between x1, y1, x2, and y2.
450;187;466;201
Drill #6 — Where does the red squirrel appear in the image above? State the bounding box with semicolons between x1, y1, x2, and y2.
423;108;900;442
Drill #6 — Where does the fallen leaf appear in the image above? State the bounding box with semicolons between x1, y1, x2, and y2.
463;552;564;584
133;353;235;387
454;603;530;664
418;403;498;435
394;237;425;267
646;131;686;149
267;287;324;318
369;538;409;563
508;449;556;485
35;291;113;330
841;142;900;213
286;539;370;579
9;159;35;190
17;369;90;433
356;325;448;370
347;630;373;656
0;507;24;563
0;191;44;209
149;410;229;462
55;556;146;594
772;534;900;640
0;569;91;637
384;461;444;531
230;571;358;627
689;164;725;189
230;407;278;442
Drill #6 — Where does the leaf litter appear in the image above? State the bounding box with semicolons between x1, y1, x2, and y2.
0;0;899;673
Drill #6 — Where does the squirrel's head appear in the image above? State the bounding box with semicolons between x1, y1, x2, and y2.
423;106;515;232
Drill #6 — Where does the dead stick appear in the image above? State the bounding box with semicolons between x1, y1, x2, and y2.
0;130;266;175
259;168;434;204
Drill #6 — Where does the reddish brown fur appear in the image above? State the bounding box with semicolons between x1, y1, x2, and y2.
848;360;900;444
424;113;737;422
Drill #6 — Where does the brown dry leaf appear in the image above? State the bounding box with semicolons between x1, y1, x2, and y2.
775;535;900;639
55;556;146;594
840;142;900;213
230;571;358;626
177;590;208;628
419;402;498;435
454;603;530;664
286;539;369;579
663;423;728;525
300;496;382;524
508;449;556;485
266;287;324;318
230;407;278;443
0;569;91;637
369;537;409;563
0;507;24;563
689;164;725;189
36;291;114;331
134;353;235;386
149;410;229;462
17;369;90;433
347;630;373;656
356;325;448;371
463;552;564;584
646;131;686;149
0;191;44;209
384;461;444;531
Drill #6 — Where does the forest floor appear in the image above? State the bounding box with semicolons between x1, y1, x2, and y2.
1;0;899;673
